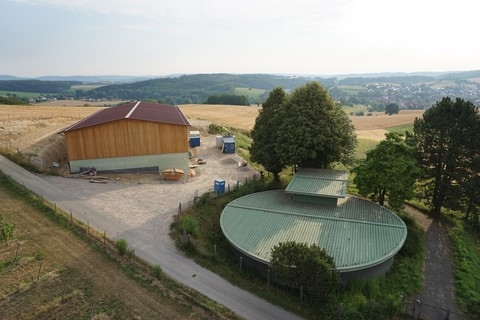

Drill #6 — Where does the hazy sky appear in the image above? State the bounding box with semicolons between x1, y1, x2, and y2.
1;0;479;77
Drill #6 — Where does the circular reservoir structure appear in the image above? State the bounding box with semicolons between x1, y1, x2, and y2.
220;169;408;280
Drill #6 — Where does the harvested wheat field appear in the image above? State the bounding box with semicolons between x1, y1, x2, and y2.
0;104;105;171
180;104;260;130
180;105;424;141
349;110;424;131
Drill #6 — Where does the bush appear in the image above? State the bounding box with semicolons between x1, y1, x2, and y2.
181;215;199;238
0;215;16;244
115;238;129;256
153;264;163;279
207;123;225;135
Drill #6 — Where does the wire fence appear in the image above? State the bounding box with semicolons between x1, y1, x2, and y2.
176;173;261;215
401;298;472;320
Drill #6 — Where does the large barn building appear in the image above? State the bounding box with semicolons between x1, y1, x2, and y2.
220;168;407;281
61;101;191;177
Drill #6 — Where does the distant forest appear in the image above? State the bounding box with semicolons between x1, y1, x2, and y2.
79;74;335;105
1;71;480;108
0;79;80;94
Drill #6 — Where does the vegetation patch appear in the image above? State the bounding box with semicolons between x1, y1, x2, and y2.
387;123;414;134
447;216;480;317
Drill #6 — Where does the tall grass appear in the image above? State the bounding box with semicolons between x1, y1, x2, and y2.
447;217;480;317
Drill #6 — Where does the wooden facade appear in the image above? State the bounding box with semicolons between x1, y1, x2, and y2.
64;119;188;161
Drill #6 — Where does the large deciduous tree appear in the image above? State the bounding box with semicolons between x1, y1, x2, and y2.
251;82;356;174
280;82;357;168
414;97;480;217
270;241;339;299
385;103;400;115
250;88;288;180
353;132;419;210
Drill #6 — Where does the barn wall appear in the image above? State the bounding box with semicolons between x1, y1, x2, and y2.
65;119;188;161
68;152;189;178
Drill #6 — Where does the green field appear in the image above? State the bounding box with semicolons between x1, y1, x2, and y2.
0;90;43;99
342;104;369;114
71;84;104;91
387;123;414;134
234;87;265;100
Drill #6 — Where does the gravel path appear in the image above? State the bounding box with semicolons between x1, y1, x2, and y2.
404;206;464;319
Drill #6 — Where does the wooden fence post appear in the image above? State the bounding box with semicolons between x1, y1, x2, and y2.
36;262;43;282
267;268;270;287
14;242;20;261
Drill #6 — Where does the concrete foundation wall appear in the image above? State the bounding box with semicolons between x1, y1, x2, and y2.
69;152;189;179
228;243;396;284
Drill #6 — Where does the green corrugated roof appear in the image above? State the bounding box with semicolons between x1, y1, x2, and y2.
285;168;348;198
220;190;407;272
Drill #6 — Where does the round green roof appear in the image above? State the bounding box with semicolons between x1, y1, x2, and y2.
220;190;407;272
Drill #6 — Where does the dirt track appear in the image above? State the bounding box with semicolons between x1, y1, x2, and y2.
404;206;463;319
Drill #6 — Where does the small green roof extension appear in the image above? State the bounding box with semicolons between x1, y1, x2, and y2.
285;168;348;198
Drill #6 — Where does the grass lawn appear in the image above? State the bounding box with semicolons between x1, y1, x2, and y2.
234;87;266;102
342;104;369;114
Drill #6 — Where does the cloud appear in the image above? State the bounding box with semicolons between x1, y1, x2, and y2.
9;0;351;26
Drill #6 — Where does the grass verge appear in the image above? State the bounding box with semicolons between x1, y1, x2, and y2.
446;215;480;317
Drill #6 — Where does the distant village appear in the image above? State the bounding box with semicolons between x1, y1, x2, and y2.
331;80;480;110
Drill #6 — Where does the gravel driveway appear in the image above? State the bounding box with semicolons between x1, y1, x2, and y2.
0;134;303;320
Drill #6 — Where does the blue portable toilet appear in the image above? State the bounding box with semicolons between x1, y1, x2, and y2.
222;137;235;154
189;130;201;147
214;178;225;194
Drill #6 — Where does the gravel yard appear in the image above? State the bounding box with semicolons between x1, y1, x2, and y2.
41;133;257;243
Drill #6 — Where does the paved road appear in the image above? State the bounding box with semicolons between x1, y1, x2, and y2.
0;155;303;320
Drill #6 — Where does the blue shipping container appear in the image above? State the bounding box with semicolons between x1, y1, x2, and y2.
214;178;225;194
189;137;200;147
189;130;201;147
222;137;235;154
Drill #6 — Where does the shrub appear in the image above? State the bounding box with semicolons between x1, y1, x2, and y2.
0;215;16;244
181;215;199;238
207;123;225;135
153;264;163;279
115;238;129;256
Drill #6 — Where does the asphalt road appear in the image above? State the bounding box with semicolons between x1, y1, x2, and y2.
0;155;303;320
